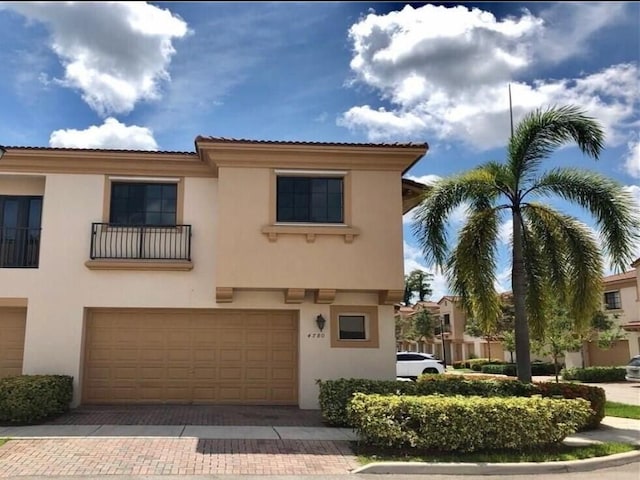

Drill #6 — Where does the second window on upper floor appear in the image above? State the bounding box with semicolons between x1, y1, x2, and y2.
276;176;343;224
109;182;177;226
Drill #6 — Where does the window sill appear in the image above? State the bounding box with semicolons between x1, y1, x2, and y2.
85;259;193;271
261;224;360;243
331;339;379;349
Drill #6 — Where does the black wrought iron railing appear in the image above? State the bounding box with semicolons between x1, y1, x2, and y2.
435;324;452;335
0;227;41;268
90;223;192;261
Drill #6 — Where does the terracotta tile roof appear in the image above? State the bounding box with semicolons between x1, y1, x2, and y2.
414;301;439;308
2;145;195;155
195;136;428;150
603;269;637;283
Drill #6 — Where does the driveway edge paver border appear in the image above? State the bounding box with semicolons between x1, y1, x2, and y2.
352;449;640;475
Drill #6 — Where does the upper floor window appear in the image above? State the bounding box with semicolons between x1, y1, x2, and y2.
109;182;177;226
443;313;451;325
0;196;42;268
604;291;621;310
276;176;343;223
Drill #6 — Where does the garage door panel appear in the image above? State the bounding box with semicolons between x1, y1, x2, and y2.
0;308;26;378
83;309;298;404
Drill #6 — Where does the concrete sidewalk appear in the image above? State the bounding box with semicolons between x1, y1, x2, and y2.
0;424;357;440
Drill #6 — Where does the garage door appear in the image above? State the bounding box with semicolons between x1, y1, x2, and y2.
83;309;298;405
0;307;26;378
587;340;630;367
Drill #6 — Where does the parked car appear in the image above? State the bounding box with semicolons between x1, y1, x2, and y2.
625;355;640;382
396;352;446;379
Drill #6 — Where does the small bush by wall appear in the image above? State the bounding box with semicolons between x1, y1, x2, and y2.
562;367;626;383
531;361;560;376
347;393;591;452
481;364;517;376
468;359;506;371
0;375;73;425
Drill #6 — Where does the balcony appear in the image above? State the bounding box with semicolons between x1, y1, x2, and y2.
87;223;192;271
435;324;452;336
0;227;41;268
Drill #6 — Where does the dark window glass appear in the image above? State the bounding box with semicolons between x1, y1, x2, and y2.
397;354;410;361
338;315;366;340
109;183;177;226
443;314;451;325
604;291;621;310
0;196;42;268
628;357;640;367
277;177;343;223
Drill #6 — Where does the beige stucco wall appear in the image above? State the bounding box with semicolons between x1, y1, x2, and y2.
0;174;45;195
215;166;405;291
0;173;396;409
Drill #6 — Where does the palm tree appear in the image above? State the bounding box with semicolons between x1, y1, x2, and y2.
412;105;639;382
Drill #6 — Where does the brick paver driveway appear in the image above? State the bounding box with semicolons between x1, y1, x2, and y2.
0;405;359;476
0;438;358;476
44;404;326;426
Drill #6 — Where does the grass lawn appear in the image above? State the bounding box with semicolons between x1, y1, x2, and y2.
354;442;635;464
0;439;6;447
605;401;640;419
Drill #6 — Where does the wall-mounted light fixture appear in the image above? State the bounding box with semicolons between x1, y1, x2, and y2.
315;314;326;332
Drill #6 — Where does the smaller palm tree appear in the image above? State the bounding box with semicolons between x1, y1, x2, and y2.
413;105;639;382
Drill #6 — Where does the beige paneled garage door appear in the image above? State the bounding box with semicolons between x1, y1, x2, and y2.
0;307;26;378
83;309;298;405
587;340;630;367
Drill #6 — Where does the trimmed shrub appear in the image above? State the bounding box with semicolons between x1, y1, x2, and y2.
531;361;560;376
317;376;536;427
317;378;418;426
468;358;506;371
562;367;626;383
452;361;465;369
0;375;73;425
347;393;591;452
535;381;605;430
481;364;517;376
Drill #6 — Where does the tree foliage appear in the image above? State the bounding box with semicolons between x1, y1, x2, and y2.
413;105;639;382
403;269;434;305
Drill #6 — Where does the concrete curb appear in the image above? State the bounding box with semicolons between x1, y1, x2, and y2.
351;449;640;475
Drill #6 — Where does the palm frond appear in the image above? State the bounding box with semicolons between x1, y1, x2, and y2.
412;167;500;268
446;206;501;329
522;203;570;302
508;105;604;184
529;168;640;271
520;221;551;340
523;204;603;330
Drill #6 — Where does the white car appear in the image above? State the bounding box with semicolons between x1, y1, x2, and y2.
396;352;446;378
625;355;640;382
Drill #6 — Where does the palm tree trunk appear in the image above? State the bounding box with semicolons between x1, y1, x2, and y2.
512;209;532;382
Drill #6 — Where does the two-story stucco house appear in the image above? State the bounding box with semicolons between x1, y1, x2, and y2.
0;137;428;409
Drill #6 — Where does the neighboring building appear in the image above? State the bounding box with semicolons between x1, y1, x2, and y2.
582;265;640;366
0;138;428;409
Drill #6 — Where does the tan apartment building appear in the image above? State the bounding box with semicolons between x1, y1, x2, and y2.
0;137;427;409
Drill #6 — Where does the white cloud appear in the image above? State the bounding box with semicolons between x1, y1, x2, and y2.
49;118;158;150
340;4;637;150
623;140;640;179
498;219;513;245
6;2;188;116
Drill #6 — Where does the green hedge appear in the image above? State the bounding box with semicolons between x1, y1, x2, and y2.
317;376;536;427
468;359;506;371
535;381;605;430
0;375;73;425
452;361;465;369
481;364;517;376
562;367;626;383
481;362;558;377
347;393;591;452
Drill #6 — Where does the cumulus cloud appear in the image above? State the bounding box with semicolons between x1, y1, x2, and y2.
49;118;158;150
623;140;640;179
340;3;637;150
498;219;513;245
6;2;188;116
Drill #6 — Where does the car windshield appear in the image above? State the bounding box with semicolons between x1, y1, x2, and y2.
628;357;640;367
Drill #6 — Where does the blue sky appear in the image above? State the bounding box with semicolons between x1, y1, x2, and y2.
0;2;638;299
